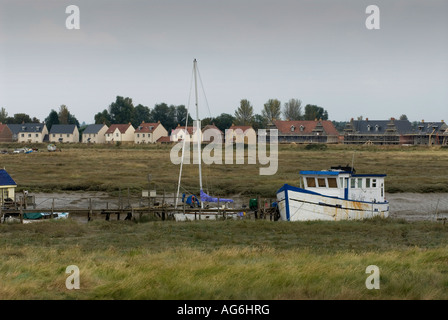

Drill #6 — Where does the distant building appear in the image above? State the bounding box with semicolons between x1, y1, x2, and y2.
0;124;13;142
10;123;49;143
343;118;413;145
271;120;339;144
225;125;257;144
0;169;17;205
170;125;196;142
134;122;168;144
49;124;79;143
407;121;448;145
105;123;135;143
202;124;224;143
82;124;109;144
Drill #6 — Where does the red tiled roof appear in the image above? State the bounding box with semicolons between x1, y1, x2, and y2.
202;124;223;134
106;124;134;134
157;136;172;143
135;122;160;133
273;120;339;136
228;125;254;132
172;126;195;135
0;124;11;133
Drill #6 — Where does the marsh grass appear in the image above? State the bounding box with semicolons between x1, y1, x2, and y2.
0;218;447;299
1;143;447;196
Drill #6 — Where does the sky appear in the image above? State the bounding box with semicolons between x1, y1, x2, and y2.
1;0;447;124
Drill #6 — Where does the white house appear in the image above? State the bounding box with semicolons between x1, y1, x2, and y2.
225;125;257;144
16;123;49;143
134;122;168;144
170;125;196;142
82;124;109;143
105;123;135;143
49;124;79;143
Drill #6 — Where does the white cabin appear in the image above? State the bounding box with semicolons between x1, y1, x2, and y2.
298;168;386;203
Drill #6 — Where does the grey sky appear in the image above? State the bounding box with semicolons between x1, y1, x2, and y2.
1;0;447;124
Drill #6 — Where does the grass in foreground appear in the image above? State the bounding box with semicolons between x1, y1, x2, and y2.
0;217;447;299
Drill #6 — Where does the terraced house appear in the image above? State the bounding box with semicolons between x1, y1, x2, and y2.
343;118;413;145
82;124;109;143
9;123;49;143
49;124;79;143
270;120;339;144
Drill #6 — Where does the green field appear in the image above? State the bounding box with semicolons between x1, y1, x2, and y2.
1;143;447;300
1;143;448;196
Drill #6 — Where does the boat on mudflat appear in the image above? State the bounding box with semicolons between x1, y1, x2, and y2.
276;166;389;221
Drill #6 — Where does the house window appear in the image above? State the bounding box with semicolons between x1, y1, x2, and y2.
367;125;371;132
142;134;145;137
328;178;337;188
60;134;62;137
35;134;38;137
317;178;326;188
53;134;56;137
137;134;140;138
28;134;31;138
300;125;304;132
67;134;70;137
21;133;25;137
116;133;119;137
306;177;316;187
290;125;295;132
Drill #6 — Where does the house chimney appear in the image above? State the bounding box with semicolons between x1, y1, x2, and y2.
422;119;425;123
366;118;368;121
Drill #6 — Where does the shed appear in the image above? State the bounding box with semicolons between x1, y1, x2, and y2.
0;169;17;205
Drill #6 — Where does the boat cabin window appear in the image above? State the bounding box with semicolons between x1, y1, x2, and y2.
350;178;356;188
317;178;326;188
366;178;371;188
357;178;362;188
372;179;377;188
327;178;337;188
306;177;316;187
339;177;344;188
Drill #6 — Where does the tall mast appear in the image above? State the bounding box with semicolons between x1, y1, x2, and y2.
193;59;203;199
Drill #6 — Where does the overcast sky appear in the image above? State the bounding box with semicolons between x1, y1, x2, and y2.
1;0;447;124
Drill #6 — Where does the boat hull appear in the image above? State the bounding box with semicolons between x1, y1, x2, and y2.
276;184;389;221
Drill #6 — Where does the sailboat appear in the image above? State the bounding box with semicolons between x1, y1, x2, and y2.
173;59;237;221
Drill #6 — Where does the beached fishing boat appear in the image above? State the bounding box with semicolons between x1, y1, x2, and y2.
276;166;389;221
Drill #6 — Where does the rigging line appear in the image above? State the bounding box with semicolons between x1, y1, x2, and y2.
195;65;213;120
175;64;195;209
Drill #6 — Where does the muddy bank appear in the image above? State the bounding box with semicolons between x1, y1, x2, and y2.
27;191;448;222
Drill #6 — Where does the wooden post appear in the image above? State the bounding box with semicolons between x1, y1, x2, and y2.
162;190;166;221
20;197;23;224
51;198;54;219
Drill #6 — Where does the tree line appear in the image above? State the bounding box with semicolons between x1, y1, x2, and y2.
10;96;412;135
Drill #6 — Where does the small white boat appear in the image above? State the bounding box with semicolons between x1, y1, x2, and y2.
4;212;70;224
276;166;389;221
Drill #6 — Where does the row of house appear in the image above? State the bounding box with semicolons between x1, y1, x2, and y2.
1;118;447;146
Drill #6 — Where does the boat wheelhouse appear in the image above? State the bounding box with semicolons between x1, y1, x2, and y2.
276;166;389;221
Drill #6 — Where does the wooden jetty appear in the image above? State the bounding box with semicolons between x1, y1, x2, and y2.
0;192;280;223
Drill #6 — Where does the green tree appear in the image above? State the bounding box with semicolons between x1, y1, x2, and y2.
262;99;281;123
109;96;135;124
303;104;329;121
0;107;8;123
94;109;112;126
252;114;268;131
132;104;152;127
283;99;302;120
45;109;60;131
176;105;193;126
234;99;254;126
213;113;235;132
399;114;408;121
151;103;177;132
6;113;34;124
58;105;69;124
